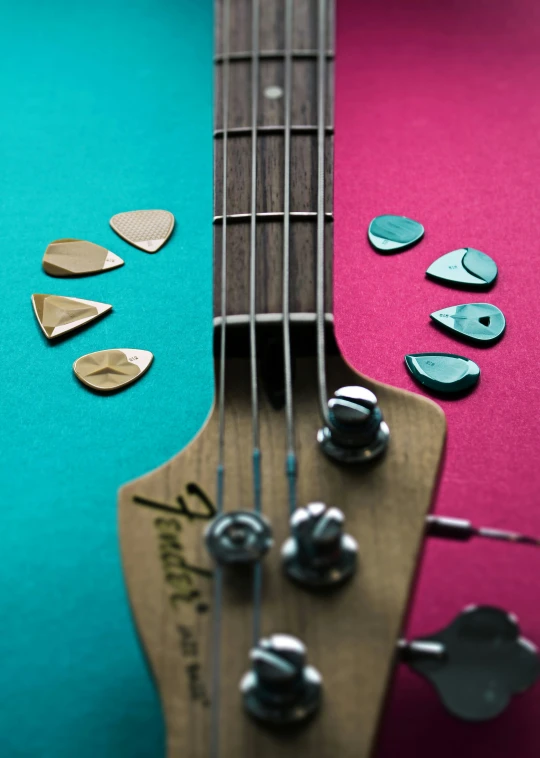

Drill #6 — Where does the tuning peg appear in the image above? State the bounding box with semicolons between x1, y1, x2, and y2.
317;386;389;463
281;502;358;589
240;634;322;725
400;606;540;721
204;511;273;565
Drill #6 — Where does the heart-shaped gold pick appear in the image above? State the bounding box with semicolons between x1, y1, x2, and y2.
32;294;112;340
42;239;124;276
110;210;174;253
73;349;153;392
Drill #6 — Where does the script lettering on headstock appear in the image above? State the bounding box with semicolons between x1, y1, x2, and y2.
132;483;215;706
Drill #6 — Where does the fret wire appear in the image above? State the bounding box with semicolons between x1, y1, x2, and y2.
249;0;263;650
215;49;334;62
214;124;334;137
316;0;330;424
210;0;231;756
213;211;334;223
282;0;297;516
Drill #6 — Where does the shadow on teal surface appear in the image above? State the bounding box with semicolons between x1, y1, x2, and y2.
0;1;214;755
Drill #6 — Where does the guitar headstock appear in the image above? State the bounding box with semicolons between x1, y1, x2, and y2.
119;320;445;757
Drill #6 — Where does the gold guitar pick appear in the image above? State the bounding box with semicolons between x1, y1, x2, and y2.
31;294;112;340
42;239;124;277
73;349;153;392
110;210;174;253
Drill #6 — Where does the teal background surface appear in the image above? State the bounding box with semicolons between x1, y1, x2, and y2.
0;1;214;755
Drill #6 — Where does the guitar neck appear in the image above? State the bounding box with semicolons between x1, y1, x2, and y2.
213;0;335;320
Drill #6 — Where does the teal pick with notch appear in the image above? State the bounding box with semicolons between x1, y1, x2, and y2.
405;353;480;394
430;303;506;345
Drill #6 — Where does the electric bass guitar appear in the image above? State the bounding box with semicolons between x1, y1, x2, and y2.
119;1;479;755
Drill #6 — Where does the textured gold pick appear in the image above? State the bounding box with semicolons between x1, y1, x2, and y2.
109;210;174;253
42;239;124;277
31;294;112;340
73;349;153;391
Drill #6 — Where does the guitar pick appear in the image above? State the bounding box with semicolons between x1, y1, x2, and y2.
368;214;424;253
42;239;124;277
426;248;498;288
430;303;506;344
110;210;174;253
73;349;153;392
405;352;480;394
31;294;112;340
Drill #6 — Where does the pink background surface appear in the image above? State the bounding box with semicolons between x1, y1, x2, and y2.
334;0;540;754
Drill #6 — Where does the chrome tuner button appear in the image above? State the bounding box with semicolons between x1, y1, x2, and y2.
281;502;358;589
204;511;273;565
240;634;322;725
317;385;390;464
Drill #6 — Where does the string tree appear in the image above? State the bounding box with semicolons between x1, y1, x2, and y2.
317;386;390;464
205;510;273;566
282;502;358;589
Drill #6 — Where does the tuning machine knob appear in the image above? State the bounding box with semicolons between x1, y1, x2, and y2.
241;634;322;725
204;511;273;565
282;502;358;589
400;605;540;721
317;386;389;464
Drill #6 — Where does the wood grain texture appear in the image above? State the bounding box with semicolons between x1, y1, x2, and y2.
118;1;447;755
119;352;446;758
213;0;334;317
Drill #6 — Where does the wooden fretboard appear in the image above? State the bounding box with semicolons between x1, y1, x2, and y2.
213;0;334;319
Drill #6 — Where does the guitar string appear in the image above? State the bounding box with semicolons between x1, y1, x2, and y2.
210;0;231;754
282;0;297;517
249;0;263;648
316;0;330;424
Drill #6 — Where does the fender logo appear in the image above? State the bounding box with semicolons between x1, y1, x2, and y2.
133;483;214;612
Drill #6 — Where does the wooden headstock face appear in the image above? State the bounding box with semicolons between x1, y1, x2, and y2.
118;323;445;758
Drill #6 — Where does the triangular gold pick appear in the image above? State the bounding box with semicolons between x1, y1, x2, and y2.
31;294;112;340
109;210;174;253
73;349;153;392
42;239;124;277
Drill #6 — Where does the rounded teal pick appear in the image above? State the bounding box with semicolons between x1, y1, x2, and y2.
405;353;480;394
368;214;424;253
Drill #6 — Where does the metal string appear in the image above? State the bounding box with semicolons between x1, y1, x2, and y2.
282;0;297;517
249;0;263;649
316;0;329;424
210;0;231;753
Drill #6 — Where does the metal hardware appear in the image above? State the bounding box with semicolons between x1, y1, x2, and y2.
214;125;334;137
397;639;446;663
241;634;322;725
215;49;335;63
213;211;334;224
402;606;540;721
426;514;540;547
282;502;358;588
317;386;390;463
204;510;273;565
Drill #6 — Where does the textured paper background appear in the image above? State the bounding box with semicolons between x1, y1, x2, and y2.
0;1;213;755
334;1;540;755
2;0;540;755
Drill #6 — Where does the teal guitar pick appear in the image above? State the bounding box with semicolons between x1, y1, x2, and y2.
430;303;506;344
405;353;480;394
426;248;498;288
368;214;424;253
